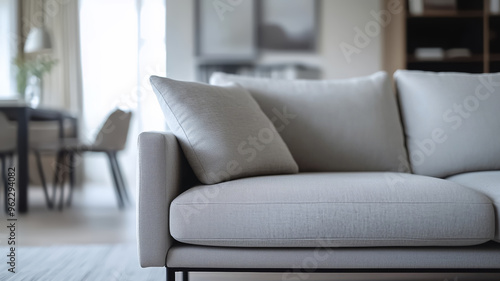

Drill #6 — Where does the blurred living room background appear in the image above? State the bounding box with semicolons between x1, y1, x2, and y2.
0;0;496;251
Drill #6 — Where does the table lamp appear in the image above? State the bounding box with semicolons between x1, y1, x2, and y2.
23;27;53;107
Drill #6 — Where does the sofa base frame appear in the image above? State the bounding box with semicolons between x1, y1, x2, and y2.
166;267;500;281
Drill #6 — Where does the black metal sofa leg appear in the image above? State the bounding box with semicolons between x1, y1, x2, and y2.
166;267;175;281
166;268;188;281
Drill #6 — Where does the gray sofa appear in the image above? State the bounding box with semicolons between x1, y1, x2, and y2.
137;70;500;280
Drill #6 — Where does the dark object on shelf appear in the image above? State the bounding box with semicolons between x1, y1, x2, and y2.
423;0;456;11
455;0;483;11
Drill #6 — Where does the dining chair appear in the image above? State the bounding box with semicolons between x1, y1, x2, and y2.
0;112;17;213
33;109;132;210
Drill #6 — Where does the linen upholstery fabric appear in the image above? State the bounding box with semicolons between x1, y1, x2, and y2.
167;243;500;269
149;76;298;184
447;171;500;243
210;71;410;173
395;70;500;178
170;172;494;247
137;132;196;267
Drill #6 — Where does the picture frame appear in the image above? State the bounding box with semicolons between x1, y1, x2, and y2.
195;0;258;62
259;0;318;52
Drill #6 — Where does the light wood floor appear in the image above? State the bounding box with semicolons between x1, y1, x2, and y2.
0;184;136;247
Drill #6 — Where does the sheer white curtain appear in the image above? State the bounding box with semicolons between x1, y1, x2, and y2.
80;0;165;186
43;0;83;113
0;0;17;99
20;0;83;112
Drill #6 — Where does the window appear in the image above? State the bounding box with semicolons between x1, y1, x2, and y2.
80;0;166;185
0;0;18;99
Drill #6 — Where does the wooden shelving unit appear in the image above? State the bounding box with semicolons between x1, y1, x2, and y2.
383;0;500;74
407;10;484;18
407;54;484;63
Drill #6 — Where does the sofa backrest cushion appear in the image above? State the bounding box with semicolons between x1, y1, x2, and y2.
149;76;298;184
210;71;410;173
395;70;500;178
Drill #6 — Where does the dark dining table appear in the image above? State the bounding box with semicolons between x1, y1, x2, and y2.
0;105;77;213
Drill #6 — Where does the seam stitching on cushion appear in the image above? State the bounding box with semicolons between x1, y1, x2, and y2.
176;237;491;241
151;80;210;182
172;202;492;205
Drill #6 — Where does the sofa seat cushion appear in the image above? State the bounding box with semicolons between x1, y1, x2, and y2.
447;171;500;242
170;172;494;247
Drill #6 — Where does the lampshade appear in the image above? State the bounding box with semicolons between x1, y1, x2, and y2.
24;27;52;54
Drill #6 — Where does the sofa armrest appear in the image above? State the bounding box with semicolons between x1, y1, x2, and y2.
137;131;195;267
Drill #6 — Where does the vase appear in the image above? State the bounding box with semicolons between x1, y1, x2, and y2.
24;76;41;108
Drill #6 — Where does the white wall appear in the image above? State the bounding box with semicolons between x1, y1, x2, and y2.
320;0;383;79
166;0;384;81
166;0;196;81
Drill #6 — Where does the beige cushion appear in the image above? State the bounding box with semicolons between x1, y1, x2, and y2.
150;76;298;184
210;72;409;173
170;172;494;247
395;70;500;178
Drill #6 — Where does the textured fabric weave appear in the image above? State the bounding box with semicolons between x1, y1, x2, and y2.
448;171;500;242
150;76;298;184
170;172;494;247
395;70;500;177
210;72;409;173
167;243;500;269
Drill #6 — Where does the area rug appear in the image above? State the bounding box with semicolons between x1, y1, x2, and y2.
0;244;164;281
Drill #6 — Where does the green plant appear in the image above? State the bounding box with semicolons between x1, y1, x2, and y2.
12;55;57;98
28;56;58;79
13;56;29;97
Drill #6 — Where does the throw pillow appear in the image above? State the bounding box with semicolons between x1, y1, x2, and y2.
150;76;299;184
